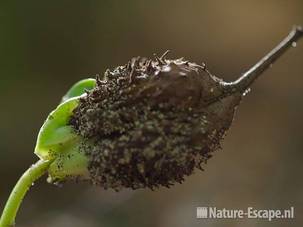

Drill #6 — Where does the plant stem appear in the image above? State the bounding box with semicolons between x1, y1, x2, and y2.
224;25;303;93
0;160;51;227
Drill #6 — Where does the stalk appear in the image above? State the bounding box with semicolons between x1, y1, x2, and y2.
0;160;51;227
223;26;303;93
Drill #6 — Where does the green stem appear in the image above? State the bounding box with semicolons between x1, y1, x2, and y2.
0;160;51;227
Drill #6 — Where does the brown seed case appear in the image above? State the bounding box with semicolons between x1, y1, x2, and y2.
70;53;242;191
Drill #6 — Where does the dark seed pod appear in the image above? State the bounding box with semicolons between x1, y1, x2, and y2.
69;54;241;190
66;26;302;191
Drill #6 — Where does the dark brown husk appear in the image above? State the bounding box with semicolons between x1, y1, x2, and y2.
70;54;242;191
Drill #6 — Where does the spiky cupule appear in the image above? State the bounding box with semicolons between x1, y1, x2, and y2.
70;54;241;190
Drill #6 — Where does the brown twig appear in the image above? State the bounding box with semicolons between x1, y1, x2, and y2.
224;26;303;93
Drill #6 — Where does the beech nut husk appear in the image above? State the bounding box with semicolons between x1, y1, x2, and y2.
69;54;242;190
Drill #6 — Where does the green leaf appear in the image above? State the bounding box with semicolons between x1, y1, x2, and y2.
34;78;97;180
35;78;97;160
47;138;90;183
35;96;90;182
34;97;80;160
61;78;96;103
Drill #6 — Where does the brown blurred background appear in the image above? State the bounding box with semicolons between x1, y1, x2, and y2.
0;1;302;226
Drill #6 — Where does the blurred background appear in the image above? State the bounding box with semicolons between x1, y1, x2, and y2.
0;0;302;226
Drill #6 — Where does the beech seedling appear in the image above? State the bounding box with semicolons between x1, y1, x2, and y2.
0;26;302;227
